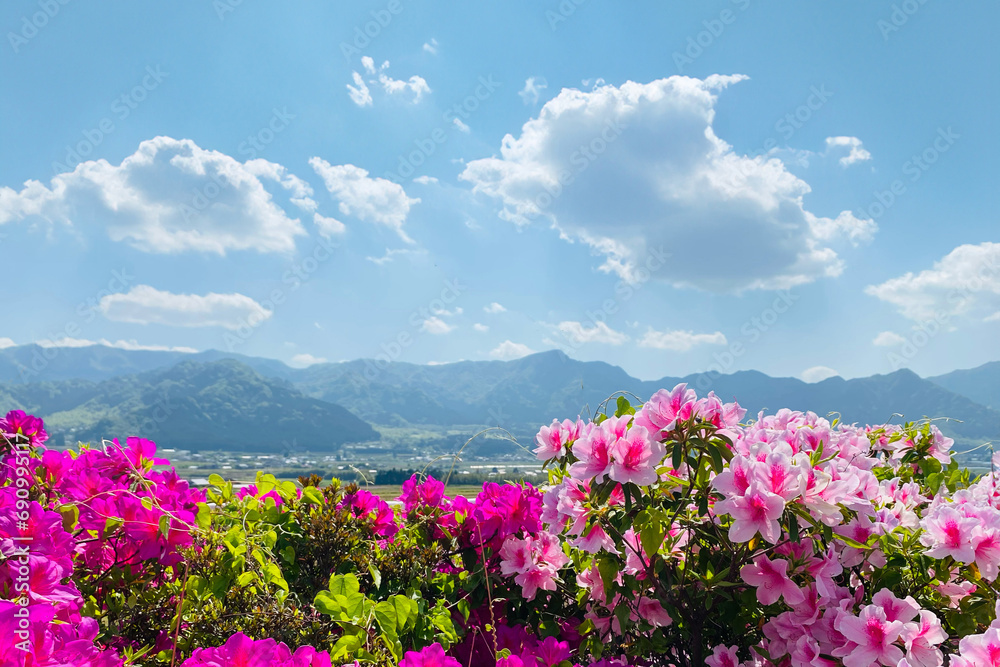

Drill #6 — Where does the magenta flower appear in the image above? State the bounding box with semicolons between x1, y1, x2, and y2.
714;480;785;544
740;554;804;606
400;474;446;512
0;410;48;448
398;643;461;667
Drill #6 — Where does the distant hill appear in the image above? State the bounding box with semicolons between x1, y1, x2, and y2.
930;361;1000;410
0;359;377;452
0;343;996;445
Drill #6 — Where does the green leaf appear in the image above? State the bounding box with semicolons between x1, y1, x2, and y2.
158;514;171;540
281;546;296;564
195;503;212;530
640;521;665;559
301;486;325;505
368;564;382;590
236;571;256;587
374;601;398;637
671;443;683;471
58;504;79;531
329;573;361;597
208;473;225;488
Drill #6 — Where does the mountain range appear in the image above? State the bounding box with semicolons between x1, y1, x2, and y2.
0;343;997;452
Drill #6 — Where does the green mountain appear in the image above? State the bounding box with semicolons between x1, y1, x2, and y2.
1;359;377;452
929;361;1000;410
1;343;996;447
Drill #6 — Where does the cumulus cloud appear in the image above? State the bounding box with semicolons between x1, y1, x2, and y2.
413;175;438;185
473;323;489;332
873;331;907;347
637;328;727;351
313;213;346;237
460;76;875;293
366;247;418;265
347;59;431;106
483;302;506;314
290;353;328;368
310;158;419;243
0;136;309;254
801;366;840;383
519;76;548;105
490;340;534;360
347;71;373;107
452;118;471;133
421;316;455;335
825;136;872;167
35;337;197;353
423;38;438;55
556;321;628;345
0;338;17;349
865;242;1000;322
99;285;272;330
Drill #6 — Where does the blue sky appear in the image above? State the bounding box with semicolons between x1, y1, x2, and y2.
0;0;997;382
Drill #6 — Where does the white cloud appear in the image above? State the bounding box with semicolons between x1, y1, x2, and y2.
473;323;489;332
865;242;1000;322
872;331;907;347
99;285;272;330
361;56;376;74
313;212;346;237
460;76;875;293
452;118;471;133
309;158;419;242
423;38;438;55
366;247;418;265
35;337;197;353
413;175;438;185
825;136;872;167
483;302;506;314
801;366;840;383
556;321;628;345
637;328;727;351
490;340;534;360
290;353;328;368
0;136;309;255
347;71;373;107
376;60;431;102
0;337;17;349
421;316;455;335
519;77;548;105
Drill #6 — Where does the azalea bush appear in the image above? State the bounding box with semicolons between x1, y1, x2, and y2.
2;382;1000;666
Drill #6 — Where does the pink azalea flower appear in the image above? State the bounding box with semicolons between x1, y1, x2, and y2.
636;597;672;627
705;644;740;667
740;554;805;606
633;384;697;439
533;418;582;460
715;481;785;544
920;506;978;562
608;424;664;486
570;420;617;481
499;536;534;576
872;588;919;623
900;609;946;667
955;626;1000;667
973;527;1000;582
834;605;905;667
